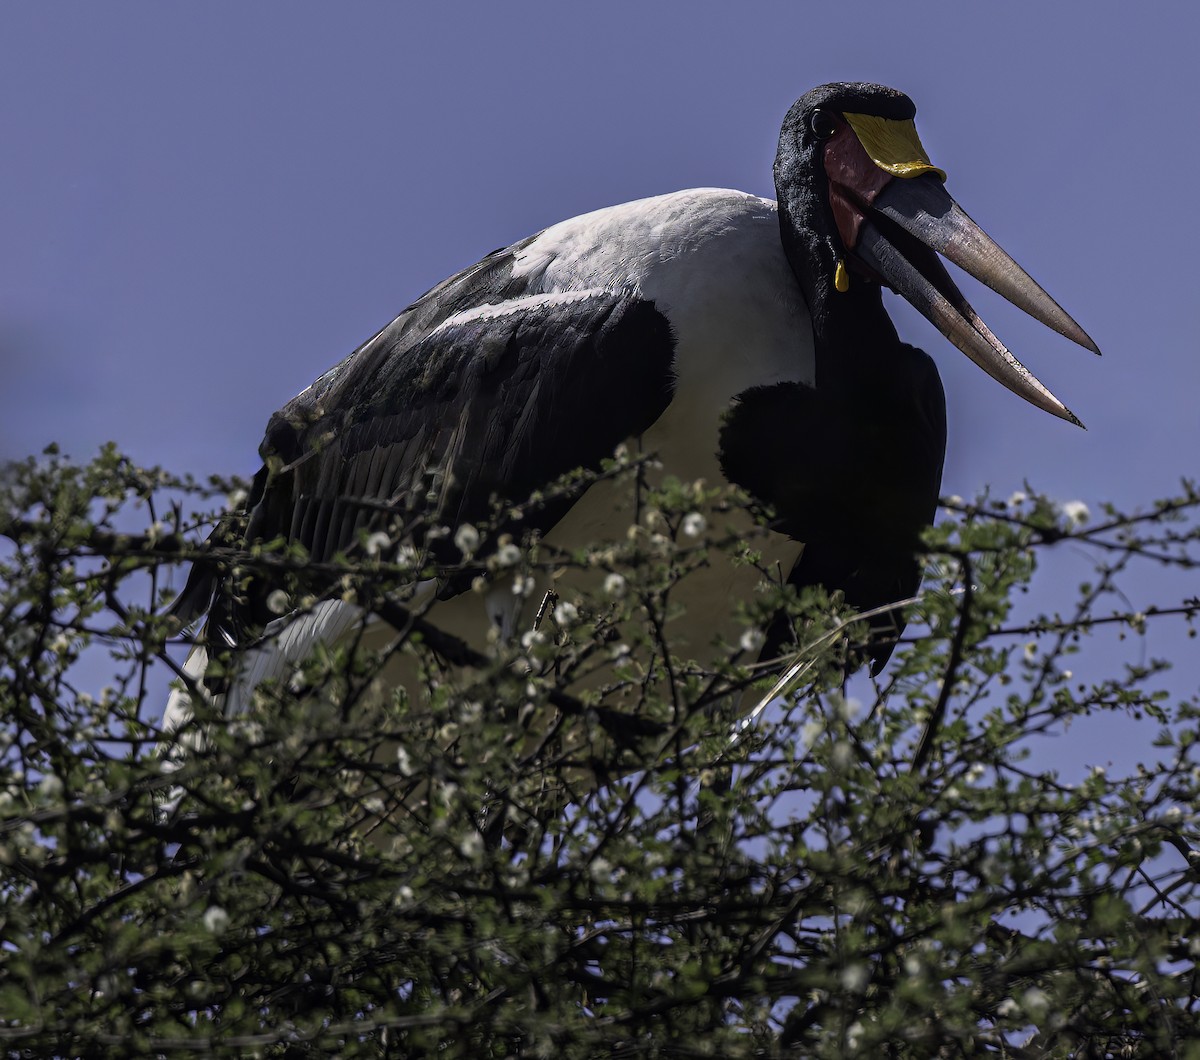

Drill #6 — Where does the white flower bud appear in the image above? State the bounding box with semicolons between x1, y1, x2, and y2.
364;531;390;556
739;628;764;653
395;747;414;777
1059;499;1090;526
454;523;480;555
460;831;484;860
604;573;627;598
494;543;521;568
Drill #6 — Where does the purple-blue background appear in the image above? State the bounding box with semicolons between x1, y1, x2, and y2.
3;3;1197;765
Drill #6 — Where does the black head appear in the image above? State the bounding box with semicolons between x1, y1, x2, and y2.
783;82;917;137
774;83;917;318
773;82;1096;424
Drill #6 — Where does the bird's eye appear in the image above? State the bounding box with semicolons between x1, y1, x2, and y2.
810;109;838;140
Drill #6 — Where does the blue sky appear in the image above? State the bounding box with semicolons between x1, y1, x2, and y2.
3;2;1197;763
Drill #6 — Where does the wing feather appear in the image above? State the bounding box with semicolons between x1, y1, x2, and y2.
181;245;676;648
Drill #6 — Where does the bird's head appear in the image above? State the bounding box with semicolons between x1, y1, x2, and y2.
775;82;1097;426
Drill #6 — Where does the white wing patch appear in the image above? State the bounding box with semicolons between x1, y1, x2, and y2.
429;288;610;336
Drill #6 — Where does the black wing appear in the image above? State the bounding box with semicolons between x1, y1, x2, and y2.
719;343;947;671
179;245;676;645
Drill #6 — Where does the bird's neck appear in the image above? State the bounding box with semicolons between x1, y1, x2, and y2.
778;205;905;393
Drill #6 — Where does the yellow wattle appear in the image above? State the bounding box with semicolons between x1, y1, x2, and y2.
834;260;850;292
